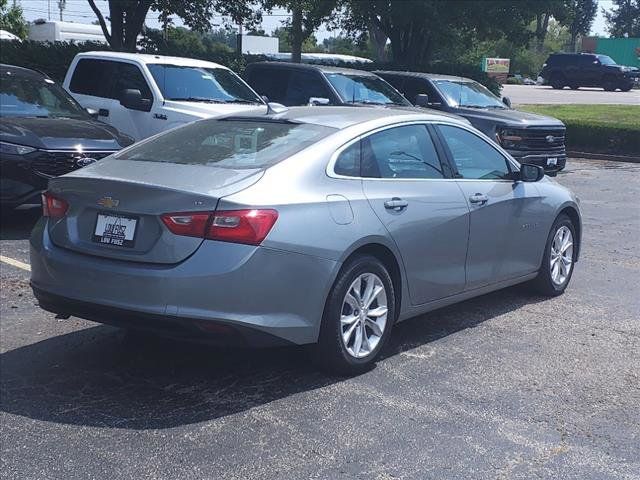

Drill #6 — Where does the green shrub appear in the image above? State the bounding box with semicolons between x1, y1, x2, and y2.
506;76;523;85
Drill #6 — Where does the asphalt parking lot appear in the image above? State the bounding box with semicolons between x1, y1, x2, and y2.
1;159;639;480
502;84;640;105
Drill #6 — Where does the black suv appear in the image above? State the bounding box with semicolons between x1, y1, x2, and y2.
244;62;412;107
377;71;567;174
1;65;133;210
540;53;638;91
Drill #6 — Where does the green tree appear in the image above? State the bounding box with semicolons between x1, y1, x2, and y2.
262;0;338;62
564;0;598;51
341;0;539;68
272;26;321;53
87;0;257;52
0;0;29;39
604;0;640;37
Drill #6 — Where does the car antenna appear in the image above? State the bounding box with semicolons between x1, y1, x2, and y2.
265;102;288;115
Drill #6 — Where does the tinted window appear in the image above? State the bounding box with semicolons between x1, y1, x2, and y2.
334;141;360;177
246;67;291;103
325;73;409;106
113;63;152;101
403;77;442;105
284;71;332;106
116;119;336;169
69;59;116;97
0;71;87;118
438;125;510;180
362;125;444;179
148;64;261;103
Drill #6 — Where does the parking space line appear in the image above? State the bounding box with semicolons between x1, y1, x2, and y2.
0;255;31;272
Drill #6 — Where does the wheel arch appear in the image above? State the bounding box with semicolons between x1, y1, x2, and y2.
558;205;582;261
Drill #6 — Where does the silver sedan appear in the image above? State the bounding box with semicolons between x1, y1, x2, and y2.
30;106;582;374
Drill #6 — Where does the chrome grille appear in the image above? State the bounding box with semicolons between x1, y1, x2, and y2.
32;150;116;177
507;128;566;151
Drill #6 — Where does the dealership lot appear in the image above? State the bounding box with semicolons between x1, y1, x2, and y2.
503;84;640;105
1;159;639;479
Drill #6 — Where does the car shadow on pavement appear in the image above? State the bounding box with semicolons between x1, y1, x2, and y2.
0;285;547;430
0;206;41;241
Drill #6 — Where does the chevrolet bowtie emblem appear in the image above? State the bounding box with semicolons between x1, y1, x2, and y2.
97;196;120;208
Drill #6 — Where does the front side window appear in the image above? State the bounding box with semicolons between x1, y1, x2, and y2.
113;63;152;101
325;73;410;106
116;119;336;169
434;80;505;109
361;125;444;179
438;125;511;180
596;55;617;66
0;71;87;118
284;71;332;106
148;64;262;104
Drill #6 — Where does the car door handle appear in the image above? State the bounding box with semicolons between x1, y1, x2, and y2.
384;198;409;211
469;193;489;205
98;108;109;117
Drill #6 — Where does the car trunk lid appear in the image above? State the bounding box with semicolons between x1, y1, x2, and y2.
47;159;263;264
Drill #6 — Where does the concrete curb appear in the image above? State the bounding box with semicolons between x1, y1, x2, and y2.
568;151;640;163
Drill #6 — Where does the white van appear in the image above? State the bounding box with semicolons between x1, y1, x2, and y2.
63;52;266;141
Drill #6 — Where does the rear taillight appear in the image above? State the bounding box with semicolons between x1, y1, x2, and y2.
160;209;278;246
41;192;69;218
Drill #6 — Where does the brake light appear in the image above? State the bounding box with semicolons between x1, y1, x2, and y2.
161;212;210;238
41;192;69;218
160;209;278;246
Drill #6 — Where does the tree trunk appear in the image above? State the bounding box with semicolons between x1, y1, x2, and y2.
368;21;387;62
290;6;303;63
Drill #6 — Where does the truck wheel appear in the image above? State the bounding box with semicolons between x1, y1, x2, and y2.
620;84;632;92
603;77;617;91
550;74;565;90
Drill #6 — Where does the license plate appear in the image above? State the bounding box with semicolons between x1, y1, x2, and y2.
93;213;137;247
547;157;558;166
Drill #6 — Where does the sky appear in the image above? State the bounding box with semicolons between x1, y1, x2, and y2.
19;0;614;40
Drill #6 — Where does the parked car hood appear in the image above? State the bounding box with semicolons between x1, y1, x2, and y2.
0;116;131;151
455;107;565;128
163;100;267;120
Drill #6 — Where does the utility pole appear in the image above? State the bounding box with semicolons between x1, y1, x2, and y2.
48;0;51;21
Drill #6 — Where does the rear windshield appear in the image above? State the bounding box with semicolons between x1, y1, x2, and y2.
115;118;337;169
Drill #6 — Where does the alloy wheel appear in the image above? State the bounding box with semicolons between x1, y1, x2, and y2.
340;273;388;359
550;226;573;286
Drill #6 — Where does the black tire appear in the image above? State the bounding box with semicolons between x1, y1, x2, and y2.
550;74;565;90
531;214;577;297
312;255;396;375
569;84;580;90
620;84;632;92
602;77;617;91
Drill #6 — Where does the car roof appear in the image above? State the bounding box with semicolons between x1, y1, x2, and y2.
375;70;475;82
247;61;379;76
228;105;468;130
74;51;229;70
0;63;48;79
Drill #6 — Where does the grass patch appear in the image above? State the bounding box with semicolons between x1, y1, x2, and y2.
519;105;640;155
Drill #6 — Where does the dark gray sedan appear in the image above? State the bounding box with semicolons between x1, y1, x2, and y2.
30;106;581;374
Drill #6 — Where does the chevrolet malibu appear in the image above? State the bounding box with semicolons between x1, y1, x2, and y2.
30;107;581;374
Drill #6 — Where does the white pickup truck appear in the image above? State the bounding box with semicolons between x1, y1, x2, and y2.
63;51;266;141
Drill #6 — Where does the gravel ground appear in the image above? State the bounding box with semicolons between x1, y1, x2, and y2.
1;159;639;480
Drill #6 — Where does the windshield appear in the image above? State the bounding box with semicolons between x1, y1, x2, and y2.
148;64;263;104
434;80;505;108
597;55;617;66
325;73;410;106
115;118;336;169
0;72;87;118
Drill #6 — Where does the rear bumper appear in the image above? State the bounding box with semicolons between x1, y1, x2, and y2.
30;220;338;346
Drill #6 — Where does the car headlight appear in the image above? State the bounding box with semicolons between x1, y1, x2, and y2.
497;128;523;149
0;141;37;156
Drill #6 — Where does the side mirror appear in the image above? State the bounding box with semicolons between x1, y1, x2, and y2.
308;97;330;106
502;96;512;108
518;163;545;182
415;94;430;107
86;107;99;119
120;89;150;112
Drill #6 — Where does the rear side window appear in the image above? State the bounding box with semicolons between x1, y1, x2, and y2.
69;59;116;97
361;125;445;179
246;67;291;104
115;119;337;169
334;141;361;177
